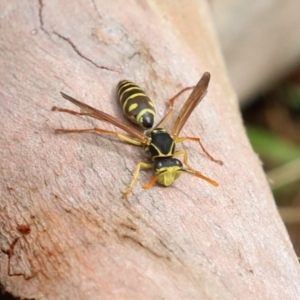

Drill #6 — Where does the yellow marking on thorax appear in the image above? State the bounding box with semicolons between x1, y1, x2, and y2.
150;141;175;159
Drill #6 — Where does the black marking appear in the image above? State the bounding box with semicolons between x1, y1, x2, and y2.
154;158;183;171
146;129;175;158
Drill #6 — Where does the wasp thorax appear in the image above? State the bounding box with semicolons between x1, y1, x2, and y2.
146;128;176;158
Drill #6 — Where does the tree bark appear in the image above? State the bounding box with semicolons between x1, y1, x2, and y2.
0;1;299;299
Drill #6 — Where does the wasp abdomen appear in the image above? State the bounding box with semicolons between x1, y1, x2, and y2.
117;80;156;129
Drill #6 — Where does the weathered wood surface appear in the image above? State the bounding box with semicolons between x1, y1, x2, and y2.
0;1;299;299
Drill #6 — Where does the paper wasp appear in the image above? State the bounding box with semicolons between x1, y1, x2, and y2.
52;72;223;198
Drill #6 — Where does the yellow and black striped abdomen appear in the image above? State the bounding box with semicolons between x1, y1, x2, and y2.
117;80;156;129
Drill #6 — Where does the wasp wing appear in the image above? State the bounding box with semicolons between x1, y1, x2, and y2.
60;92;146;141
171;72;210;137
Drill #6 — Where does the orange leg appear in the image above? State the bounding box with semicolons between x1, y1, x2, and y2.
55;127;142;146
52;106;89;117
175;136;223;165
52;107;143;146
155;86;195;128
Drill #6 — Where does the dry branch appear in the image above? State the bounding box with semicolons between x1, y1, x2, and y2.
0;1;299;299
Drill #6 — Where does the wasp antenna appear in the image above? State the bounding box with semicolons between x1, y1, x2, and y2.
143;175;159;189
184;170;219;187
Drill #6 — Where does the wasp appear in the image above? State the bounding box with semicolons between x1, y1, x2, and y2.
52;72;223;198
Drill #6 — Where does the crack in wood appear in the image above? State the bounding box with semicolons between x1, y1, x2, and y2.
38;0;49;36
116;231;171;261
36;1;120;73
90;0;102;20
121;205;188;266
53;31;120;72
2;238;24;278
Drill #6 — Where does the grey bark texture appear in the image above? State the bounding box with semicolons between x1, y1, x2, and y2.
0;1;299;299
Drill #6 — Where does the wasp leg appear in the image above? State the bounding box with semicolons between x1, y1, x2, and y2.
122;162;153;199
173;149;219;186
175;136;223;165
55;127;143;146
173;149;200;173
155;86;194;128
52;106;89;116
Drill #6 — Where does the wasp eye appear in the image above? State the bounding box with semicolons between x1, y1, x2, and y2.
176;159;182;166
156;160;163;169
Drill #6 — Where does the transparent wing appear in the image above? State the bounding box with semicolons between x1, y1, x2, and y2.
59;92;146;142
171;72;210;137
